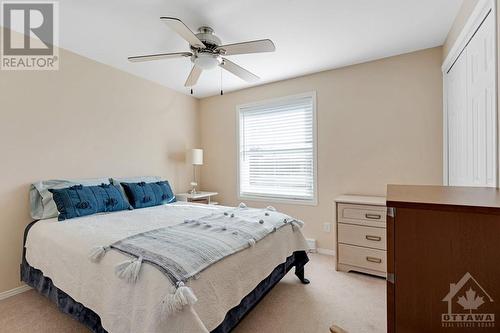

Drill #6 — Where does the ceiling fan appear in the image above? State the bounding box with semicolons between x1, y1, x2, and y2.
128;17;276;92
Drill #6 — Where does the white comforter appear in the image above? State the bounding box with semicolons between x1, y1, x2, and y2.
25;202;308;333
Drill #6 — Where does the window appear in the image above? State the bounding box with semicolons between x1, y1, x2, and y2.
238;92;317;204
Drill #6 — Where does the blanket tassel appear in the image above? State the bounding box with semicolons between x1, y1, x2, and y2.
291;220;305;232
89;245;110;262
248;238;256;247
163;282;198;315
115;256;143;283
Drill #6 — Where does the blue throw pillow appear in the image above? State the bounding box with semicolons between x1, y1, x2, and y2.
121;181;176;209
89;184;132;213
156;181;176;204
49;184;131;221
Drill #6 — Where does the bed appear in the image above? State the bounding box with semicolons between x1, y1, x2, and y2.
21;202;310;333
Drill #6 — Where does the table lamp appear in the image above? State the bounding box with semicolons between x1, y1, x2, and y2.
189;149;203;194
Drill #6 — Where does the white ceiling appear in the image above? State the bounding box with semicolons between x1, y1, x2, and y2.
57;0;462;97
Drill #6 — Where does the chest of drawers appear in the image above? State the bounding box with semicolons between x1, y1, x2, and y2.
386;185;500;332
335;195;387;278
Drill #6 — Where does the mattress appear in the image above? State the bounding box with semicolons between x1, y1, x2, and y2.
24;202;309;333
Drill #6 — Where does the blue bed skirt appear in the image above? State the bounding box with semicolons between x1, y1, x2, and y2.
21;221;309;333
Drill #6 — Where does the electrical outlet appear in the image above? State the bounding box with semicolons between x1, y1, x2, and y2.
323;223;331;233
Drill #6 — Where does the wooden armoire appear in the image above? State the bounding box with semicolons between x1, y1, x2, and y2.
386;185;500;333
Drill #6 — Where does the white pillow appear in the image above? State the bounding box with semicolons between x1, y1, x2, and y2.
29;178;111;220
110;176;162;185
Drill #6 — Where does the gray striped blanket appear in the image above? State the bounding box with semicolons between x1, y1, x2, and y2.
89;204;304;314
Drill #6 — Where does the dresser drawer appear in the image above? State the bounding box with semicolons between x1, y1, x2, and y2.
337;203;386;227
338;244;387;273
338;223;386;250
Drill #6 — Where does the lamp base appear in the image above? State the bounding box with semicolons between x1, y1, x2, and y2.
189;182;198;195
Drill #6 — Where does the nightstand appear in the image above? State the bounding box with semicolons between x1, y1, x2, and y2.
335;195;387;278
176;191;219;205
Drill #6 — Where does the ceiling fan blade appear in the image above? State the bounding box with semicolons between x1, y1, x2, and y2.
185;65;203;87
216;39;275;56
220;58;259;82
160;17;206;49
128;52;192;63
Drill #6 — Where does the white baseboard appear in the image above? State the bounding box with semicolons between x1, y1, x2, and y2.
317;248;335;256
0;284;32;301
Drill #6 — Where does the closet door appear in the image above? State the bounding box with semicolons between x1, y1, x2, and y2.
466;10;496;187
446;10;497;187
447;54;468;186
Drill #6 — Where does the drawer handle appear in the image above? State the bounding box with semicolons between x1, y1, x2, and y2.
366;256;382;264
365;213;382;220
365;235;382;241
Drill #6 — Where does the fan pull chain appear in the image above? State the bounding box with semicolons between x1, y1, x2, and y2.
220;68;224;96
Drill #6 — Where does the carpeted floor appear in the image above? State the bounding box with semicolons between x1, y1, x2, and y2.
0;254;386;333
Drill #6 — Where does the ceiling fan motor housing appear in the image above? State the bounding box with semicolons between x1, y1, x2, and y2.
195;26;221;48
191;26;222;70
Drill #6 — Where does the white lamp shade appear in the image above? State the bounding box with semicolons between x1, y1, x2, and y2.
190;149;203;165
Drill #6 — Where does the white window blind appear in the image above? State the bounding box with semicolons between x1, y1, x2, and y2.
238;93;316;203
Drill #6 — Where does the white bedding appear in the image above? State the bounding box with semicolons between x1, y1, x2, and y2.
25;202;308;333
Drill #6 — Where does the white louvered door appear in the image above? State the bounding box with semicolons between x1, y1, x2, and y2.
447;53;468;186
445;9;497;187
467;10;496;187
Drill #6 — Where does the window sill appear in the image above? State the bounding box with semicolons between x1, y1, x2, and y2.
238;194;318;206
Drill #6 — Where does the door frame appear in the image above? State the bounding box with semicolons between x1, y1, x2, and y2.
442;0;498;186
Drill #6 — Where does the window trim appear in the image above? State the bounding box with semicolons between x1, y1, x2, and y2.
236;91;318;206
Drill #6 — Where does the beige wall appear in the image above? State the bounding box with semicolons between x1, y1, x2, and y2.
0;30;199;293
199;47;444;251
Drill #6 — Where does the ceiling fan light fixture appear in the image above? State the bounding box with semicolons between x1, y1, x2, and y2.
194;53;220;70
